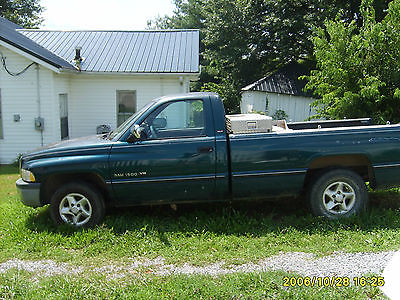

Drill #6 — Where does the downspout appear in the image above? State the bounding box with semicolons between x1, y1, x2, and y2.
36;63;43;146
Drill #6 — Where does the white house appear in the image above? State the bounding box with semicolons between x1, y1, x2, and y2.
0;17;199;163
241;64;316;122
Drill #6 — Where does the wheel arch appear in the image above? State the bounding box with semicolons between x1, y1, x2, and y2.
41;172;110;205
304;154;375;190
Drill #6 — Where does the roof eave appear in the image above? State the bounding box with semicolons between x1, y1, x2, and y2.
0;37;76;73
66;70;200;77
242;89;314;98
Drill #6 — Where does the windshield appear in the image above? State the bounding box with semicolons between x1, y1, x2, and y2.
108;101;156;140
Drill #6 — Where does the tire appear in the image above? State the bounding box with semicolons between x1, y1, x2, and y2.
50;182;105;228
308;169;368;219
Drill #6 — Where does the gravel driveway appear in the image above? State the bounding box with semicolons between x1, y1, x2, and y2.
0;251;395;279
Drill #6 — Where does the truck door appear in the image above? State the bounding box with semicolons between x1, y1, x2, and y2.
109;98;217;205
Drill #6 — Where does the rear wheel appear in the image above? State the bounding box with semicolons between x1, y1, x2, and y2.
50;182;105;227
308;169;368;219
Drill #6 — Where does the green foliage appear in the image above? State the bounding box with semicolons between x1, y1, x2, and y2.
147;0;206;30
200;78;241;114
305;0;400;123
260;0;391;64
149;0;391;113
0;0;43;28
272;109;289;120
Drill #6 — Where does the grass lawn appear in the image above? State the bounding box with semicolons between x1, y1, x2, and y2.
1;164;398;299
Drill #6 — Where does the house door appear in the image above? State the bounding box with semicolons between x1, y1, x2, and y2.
59;94;69;140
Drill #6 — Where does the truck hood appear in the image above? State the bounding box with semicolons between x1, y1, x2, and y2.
22;135;113;162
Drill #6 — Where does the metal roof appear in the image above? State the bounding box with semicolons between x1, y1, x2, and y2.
18;29;200;73
242;64;312;97
242;74;299;95
0;17;75;70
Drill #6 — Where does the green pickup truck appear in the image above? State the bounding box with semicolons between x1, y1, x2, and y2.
16;92;400;227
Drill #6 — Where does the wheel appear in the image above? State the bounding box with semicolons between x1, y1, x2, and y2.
308;169;368;219
50;182;105;227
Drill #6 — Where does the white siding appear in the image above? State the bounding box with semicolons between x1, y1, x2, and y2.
0;46;59;163
241;90;316;122
241;91;267;113
68;74;188;138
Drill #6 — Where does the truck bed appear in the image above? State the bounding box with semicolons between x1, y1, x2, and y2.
228;123;400;200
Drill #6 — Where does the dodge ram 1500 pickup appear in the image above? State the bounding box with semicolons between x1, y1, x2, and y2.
16;92;400;227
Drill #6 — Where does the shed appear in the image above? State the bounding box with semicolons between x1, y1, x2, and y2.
0;17;199;163
241;64;316;122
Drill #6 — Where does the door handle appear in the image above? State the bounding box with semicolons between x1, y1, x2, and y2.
197;146;214;153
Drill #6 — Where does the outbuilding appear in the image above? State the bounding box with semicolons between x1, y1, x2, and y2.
241;64;316;122
0;17;199;163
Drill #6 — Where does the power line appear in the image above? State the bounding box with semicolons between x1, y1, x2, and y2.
0;51;36;76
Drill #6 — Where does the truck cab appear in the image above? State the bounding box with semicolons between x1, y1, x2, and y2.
108;92;229;205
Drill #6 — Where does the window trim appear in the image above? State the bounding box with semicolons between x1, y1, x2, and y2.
145;131;207;141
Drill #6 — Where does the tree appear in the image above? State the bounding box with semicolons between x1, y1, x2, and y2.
304;0;400;123
0;0;43;28
148;0;391;113
260;0;390;65
147;0;205;30
201;0;267;113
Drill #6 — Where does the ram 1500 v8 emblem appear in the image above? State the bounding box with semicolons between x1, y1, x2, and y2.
113;172;147;178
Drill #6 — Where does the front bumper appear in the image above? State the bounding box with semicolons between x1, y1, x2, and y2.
15;178;42;208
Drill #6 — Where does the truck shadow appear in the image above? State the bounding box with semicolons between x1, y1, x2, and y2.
0;165;18;174
26;189;400;237
105;194;400;236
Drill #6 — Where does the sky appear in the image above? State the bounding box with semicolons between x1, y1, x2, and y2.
40;0;175;30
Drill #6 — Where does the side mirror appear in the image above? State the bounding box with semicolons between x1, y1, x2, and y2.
127;124;145;143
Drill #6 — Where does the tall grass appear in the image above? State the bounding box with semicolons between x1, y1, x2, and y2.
1;165;400;266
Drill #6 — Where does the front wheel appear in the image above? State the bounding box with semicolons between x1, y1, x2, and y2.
308;169;368;219
50;182;105;228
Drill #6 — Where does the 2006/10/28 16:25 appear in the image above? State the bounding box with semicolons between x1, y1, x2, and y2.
282;276;385;287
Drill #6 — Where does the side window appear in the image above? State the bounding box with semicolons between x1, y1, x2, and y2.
142;100;205;139
117;90;136;127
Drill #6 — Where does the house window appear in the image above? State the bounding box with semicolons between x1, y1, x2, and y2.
59;94;69;140
0;89;3;139
117;90;136;127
